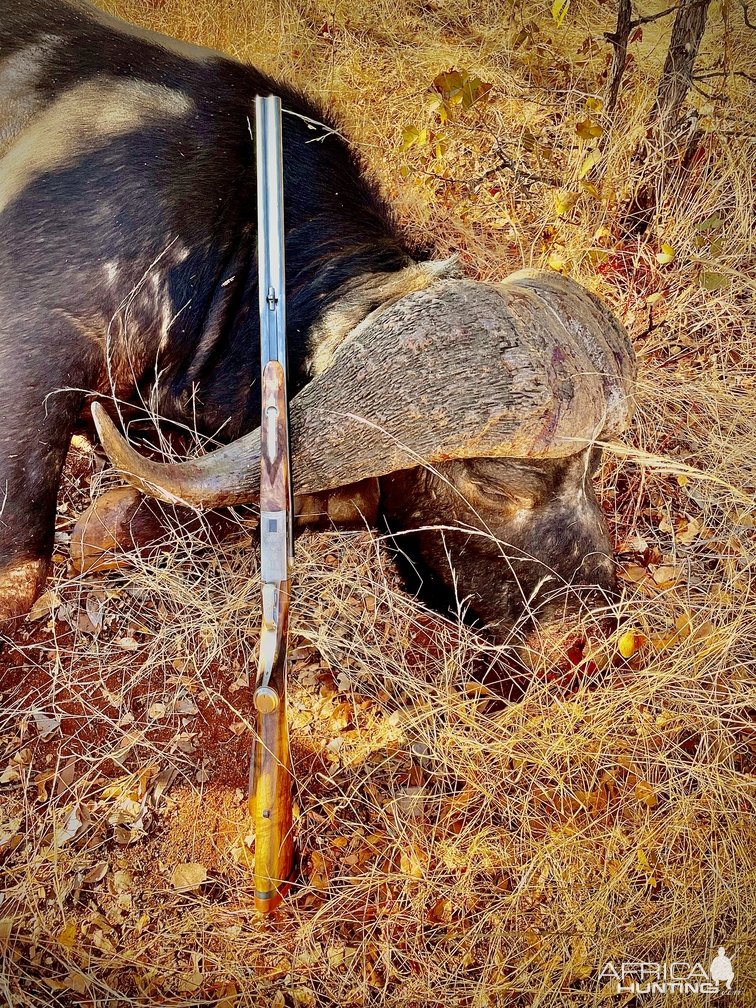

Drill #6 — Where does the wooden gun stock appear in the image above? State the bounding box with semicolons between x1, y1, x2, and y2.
250;360;295;912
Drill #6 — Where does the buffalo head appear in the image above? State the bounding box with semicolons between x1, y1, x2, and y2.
92;268;635;641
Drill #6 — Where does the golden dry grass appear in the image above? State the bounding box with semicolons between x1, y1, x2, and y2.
1;1;755;1006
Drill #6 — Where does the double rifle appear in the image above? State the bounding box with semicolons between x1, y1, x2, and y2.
249;95;296;913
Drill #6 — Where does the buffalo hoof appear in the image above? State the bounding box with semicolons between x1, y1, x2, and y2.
0;558;49;632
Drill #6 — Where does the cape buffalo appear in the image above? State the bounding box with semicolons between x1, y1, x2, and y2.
0;0;635;640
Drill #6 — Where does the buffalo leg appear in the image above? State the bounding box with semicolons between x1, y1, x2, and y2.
0;332;89;627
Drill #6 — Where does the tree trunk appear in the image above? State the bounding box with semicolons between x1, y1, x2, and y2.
605;0;633;114
653;0;711;145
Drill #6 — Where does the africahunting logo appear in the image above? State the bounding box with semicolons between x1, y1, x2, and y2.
599;947;736;996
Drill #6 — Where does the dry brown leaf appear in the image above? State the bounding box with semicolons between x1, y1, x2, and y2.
652;564;680;588
82;862;108;884
27;590;59;622
634;780;658;808
171;862;207;891
308;850;330;891
31;710;61;741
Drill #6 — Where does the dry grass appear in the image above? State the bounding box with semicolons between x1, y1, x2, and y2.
1;0;755;1005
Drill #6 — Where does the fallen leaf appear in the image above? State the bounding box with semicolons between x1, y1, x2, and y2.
82;862;108;885
400;843;426;879
85;590;107;630
575;117;602;140
401;125;427;151
578;149;601;179
171;862;207;892
634;780;658;808
308;850;330;891
652;564;679;587
554;189;579;217
57;921;78;950
52;805;86;848
656;243;676;264
31;710;61;741
114;636;140;650
618;630;638;659
619;563;647;584
28;591;59;622
547;250;569;272
699;270;729;291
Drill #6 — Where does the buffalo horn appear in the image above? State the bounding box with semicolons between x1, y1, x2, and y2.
92;269;636;509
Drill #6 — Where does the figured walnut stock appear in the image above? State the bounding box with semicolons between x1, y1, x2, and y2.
250;610;295;913
92;270;636;508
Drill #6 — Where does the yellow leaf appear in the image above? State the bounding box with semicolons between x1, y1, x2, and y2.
547;250;569;273
57;920;78;949
554;189;579;217
401;125;427;152
578;149;601;179
656;243;676;264
291;989;316;1007
581;179;601;199
618;631;637;659
575;118;603;140
400;844;426;879
552;0;571;26
171;862;207;892
585;96;603;111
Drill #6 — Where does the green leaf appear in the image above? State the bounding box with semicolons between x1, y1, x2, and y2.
694;213;724;233
552;0;571;26
699;271;729;290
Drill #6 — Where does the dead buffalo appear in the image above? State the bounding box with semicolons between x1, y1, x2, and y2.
0;0;635;639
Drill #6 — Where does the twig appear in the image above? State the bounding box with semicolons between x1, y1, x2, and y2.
629;5;680;29
738;0;756;28
419;156;557;190
694;70;756;84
